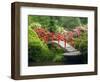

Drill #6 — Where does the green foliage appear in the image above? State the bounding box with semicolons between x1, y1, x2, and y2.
28;26;64;63
28;15;88;64
56;25;65;33
48;44;64;62
28;15;51;28
74;32;88;50
74;32;88;63
28;15;87;32
29;22;41;29
58;17;80;30
28;27;54;63
80;17;88;25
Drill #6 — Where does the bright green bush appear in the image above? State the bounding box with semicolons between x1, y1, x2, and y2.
55;25;64;33
29;22;41;29
28;27;55;63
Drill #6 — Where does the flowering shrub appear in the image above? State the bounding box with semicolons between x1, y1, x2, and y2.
28;27;64;63
34;28;82;47
34;28;49;43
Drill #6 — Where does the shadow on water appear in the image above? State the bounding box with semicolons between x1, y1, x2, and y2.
63;55;87;64
28;55;87;66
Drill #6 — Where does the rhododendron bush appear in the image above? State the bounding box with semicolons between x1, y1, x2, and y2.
34;27;83;47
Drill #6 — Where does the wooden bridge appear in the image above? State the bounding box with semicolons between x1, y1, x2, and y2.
48;41;82;64
48;41;81;56
48;41;83;64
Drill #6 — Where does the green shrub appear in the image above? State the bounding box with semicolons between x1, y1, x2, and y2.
48;44;64;62
28;27;55;63
28;24;65;63
55;25;64;33
74;32;88;63
29;22;41;29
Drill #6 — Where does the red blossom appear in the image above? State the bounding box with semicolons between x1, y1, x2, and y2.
34;28;81;48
